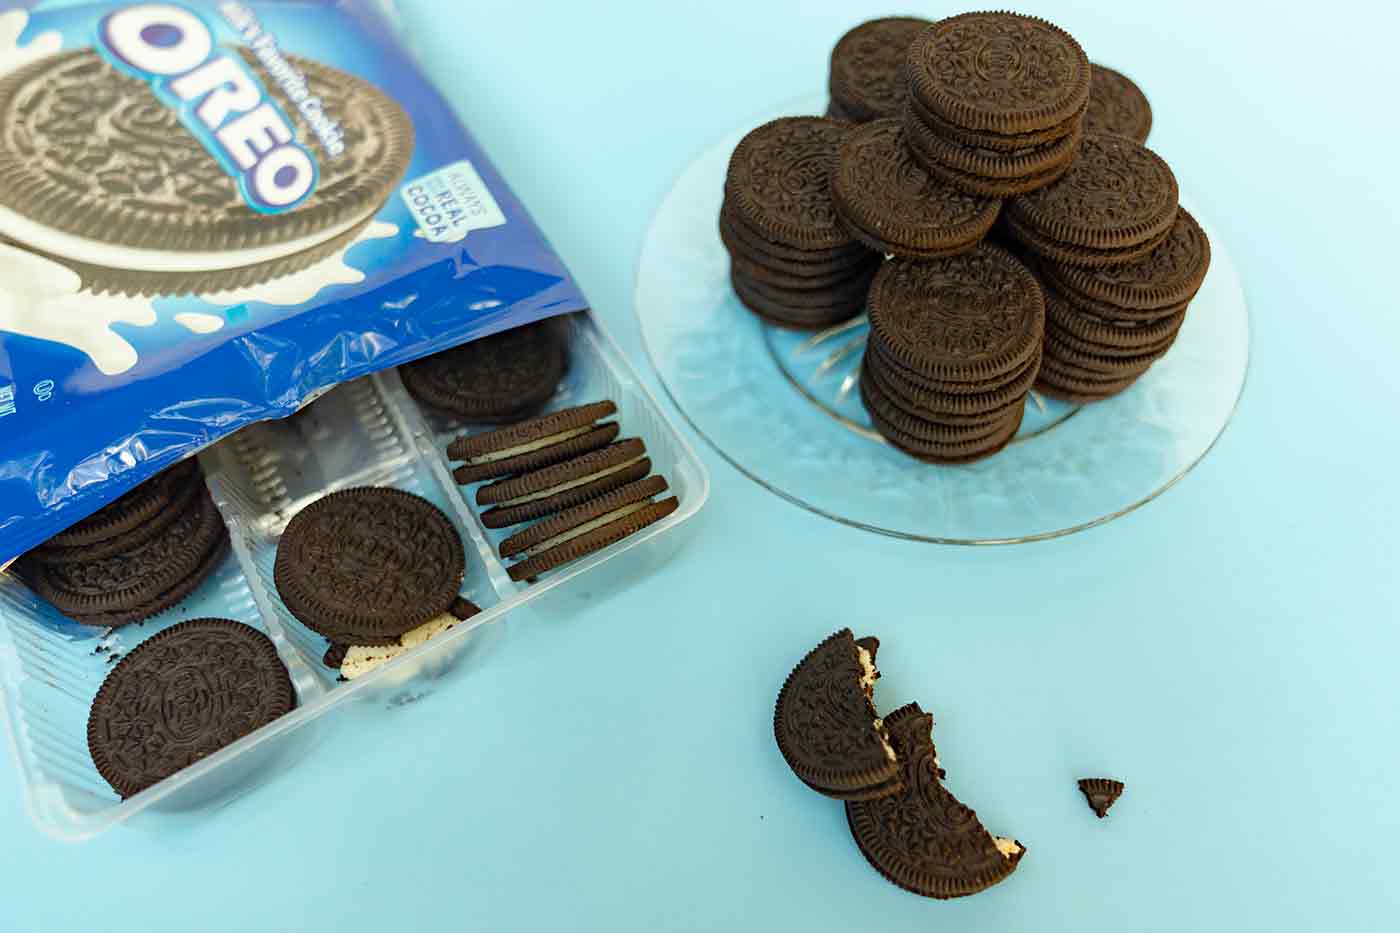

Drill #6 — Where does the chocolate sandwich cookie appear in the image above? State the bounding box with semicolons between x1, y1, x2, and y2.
42;459;201;551
19;491;229;627
87;618;295;798
336;597;481;680
274;487;465;646
399;319;567;423
1042;208;1211;316
773;629;901;802
501;479;678;582
830;119;1001;259
846;703;1025;899
1085;65;1152;143
470;437;644;509
0;48;413;297
866;246;1044;383
1004;134;1180;267
448;401;619;484
724;117;856;252
902;12;1088;196
905;12;1090;138
1078;778;1125;818
827;17;933;123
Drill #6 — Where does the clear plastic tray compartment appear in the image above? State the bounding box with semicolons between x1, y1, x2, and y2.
0;312;709;840
396;312;706;574
0;535;323;840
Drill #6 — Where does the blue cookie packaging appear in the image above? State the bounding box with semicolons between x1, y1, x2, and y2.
0;0;589;565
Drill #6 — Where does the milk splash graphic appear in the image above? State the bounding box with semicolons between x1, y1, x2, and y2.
0;10;60;77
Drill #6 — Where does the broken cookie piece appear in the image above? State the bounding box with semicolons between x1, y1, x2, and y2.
324;597;480;680
846;703;1025;899
1078;777;1124;818
773;629;901;802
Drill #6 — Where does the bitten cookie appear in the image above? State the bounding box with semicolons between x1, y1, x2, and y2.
773;629;901;801
846;703;1026;899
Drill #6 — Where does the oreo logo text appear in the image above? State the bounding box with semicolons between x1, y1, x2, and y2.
96;3;317;214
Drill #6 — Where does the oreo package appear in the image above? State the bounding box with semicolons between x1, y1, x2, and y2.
0;1;587;564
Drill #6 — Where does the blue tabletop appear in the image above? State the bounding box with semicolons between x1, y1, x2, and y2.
4;1;1399;930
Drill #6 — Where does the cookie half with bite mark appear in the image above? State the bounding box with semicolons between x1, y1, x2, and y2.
448;401;618;484
773;629;901;801
846;703;1026;899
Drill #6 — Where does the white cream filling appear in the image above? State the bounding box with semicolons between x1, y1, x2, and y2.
518;501;652;558
0;200;376;272
493;455;645;507
994;837;1023;859
468;425;595;465
856;645;879;693
857;647;897;763
338;612;459;680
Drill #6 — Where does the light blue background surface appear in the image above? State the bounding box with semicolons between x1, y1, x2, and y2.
4;1;1399;929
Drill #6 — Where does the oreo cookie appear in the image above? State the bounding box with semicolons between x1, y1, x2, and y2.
17;481;229;627
87;618;295;798
846;703;1025;899
1085;64;1152;143
448;401;620;485
274;487;465;646
1003;134;1180;268
399;319;567;423
773;629;901;801
902;13;1089;197
830;119;1001;259
477;439;651;528
1078;777;1125;818
827;17;933;123
0;48;413;297
499;477;678;582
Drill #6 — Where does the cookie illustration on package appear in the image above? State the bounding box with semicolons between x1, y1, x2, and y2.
0;5;414;297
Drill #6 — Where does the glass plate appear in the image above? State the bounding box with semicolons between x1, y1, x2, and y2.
634;96;1250;543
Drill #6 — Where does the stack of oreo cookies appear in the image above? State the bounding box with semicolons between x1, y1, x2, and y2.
1032;210;1211;401
721;117;879;329
860;243;1044;463
901;12;1090;197
14;460;229;626
1000;133;1197;401
447;401;679;582
826;17;932;123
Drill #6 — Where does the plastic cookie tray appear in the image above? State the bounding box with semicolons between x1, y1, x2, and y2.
0;311;709;840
